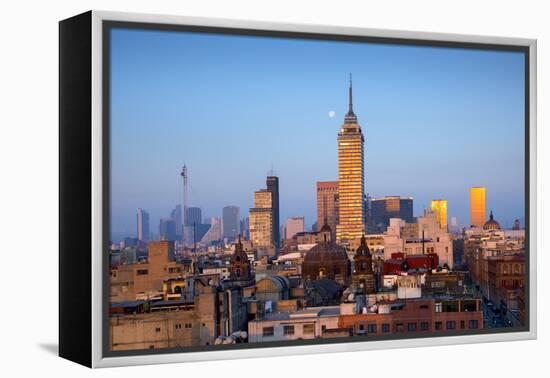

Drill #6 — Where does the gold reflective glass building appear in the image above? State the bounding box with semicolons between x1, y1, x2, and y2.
431;199;448;230
470;187;486;227
336;78;365;243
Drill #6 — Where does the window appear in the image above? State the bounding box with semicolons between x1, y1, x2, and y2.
303;324;315;335
469;320;479;329
435;321;443;330
420;304;429;309
175;324;182;330
442;301;459;312
395;323;404;332
382;324;390;333
155;327;161;333
446;321;456;330
262;327;274;337
137;269;148;275
185;323;192;329
420;322;429;331
408;323;417;332
435;302;443;313
168;267;181;273
283;325;295;335
460;320;465;329
367;324;377;334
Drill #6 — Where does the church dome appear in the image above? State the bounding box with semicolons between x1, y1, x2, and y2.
483;211;501;231
304;242;348;264
302;221;350;285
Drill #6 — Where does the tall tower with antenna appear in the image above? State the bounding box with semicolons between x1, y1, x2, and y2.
336;74;366;244
180;165;189;241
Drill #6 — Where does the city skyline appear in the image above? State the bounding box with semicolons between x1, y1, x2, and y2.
110;28;525;240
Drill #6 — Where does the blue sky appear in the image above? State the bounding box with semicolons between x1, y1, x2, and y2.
109;27;525;240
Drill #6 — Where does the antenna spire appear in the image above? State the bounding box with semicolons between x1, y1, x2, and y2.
344;73;358;124
349;73;353;113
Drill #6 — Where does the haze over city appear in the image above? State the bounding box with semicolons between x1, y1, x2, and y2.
109;28;525;240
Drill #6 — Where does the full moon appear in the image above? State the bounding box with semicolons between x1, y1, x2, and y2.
328;110;336;118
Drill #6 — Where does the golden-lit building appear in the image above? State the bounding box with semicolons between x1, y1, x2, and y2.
336;77;365;243
316;181;339;240
470;187;486;227
431;199;448;230
249;189;273;247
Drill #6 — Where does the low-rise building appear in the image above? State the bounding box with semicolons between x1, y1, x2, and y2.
248;306;341;342
338;298;483;336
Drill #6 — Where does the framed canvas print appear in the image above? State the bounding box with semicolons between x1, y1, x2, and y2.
59;10;537;368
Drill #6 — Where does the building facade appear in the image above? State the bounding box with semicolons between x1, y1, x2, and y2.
137;208;150;242
370;196;414;231
284;216;305;240
338;298;483;336
336;78;365;243
266;176;280;247
159;218;176;241
470;187;486;227
316;181;339;241
249;190;274;247
431;199;448;230
222;206;240;240
171;204;183;240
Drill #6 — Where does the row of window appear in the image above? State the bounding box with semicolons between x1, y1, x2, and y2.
356;319;479;334
262;324;315;337
153;323;193;333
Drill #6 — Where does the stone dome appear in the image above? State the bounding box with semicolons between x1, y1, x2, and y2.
483;211;501;231
302;224;350;284
304;242;349;264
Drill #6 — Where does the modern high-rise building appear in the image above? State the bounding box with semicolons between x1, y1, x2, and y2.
222;206;240;239
266;176;280;247
249;189;273;247
183;207;203;245
316;181;339;240
201;217;222;244
241;217;250;240
336;77;366;243
159;218;176;241
136;208;150;242
470;187;486;227
171;204;183;240
431;199;448;230
284;217;305;239
370;196;414;231
186;207;202;226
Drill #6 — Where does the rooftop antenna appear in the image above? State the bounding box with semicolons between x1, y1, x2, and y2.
268;163;276;177
349;73;353;113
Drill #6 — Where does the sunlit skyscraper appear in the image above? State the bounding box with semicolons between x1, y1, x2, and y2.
249;190;273;247
431;199;448;230
336;76;365;243
470;187;486;227
317;181;339;240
